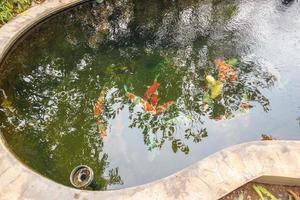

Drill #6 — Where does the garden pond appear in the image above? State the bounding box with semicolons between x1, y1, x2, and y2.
0;0;300;190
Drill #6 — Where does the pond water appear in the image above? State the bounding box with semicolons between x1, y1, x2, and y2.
0;0;300;190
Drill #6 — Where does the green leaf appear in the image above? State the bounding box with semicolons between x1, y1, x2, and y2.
253;185;265;200
259;186;278;200
253;185;278;200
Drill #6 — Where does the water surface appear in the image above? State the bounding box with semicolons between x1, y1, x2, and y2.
0;0;300;190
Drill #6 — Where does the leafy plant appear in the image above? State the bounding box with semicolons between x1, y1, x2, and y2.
0;0;33;24
253;185;279;200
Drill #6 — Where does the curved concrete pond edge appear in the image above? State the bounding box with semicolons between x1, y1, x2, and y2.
1;1;300;199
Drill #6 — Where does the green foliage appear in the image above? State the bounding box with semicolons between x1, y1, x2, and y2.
253;185;279;200
0;0;32;24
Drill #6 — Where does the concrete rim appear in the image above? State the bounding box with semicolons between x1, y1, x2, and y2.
0;1;300;199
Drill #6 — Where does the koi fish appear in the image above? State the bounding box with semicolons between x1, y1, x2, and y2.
125;86;155;112
161;101;176;109
94;89;107;117
155;107;164;115
206;75;223;99
211;83;223;99
98;125;107;138
124;81;176;116
94;103;102;116
212;116;222;121
127;92;140;103
154;101;176;115
127;92;136;101
206;75;217;85
143;80;160;100
215;58;237;83
240;101;250;109
151;94;158;106
124;85;141;104
143;101;155;112
94;88;108;138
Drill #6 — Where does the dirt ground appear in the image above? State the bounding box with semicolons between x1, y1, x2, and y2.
220;182;300;200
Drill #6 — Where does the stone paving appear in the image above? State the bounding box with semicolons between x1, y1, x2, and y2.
1;1;300;199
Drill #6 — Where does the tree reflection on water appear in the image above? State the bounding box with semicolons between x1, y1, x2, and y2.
0;0;277;190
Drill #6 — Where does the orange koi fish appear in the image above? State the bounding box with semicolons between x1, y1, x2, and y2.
240;101;250;110
124;82;177;116
94;103;101;116
161;101;176;109
155;107;164;115
127;92;138;102
124;86;140;104
94;88;108;138
143;81;160;100
154;101;176;115
143;101;155;112
94;90;106;117
215;58;237;83
212;116;222;121
151;94;158;106
98;126;107;138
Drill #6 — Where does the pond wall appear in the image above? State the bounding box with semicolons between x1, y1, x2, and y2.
0;1;300;199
